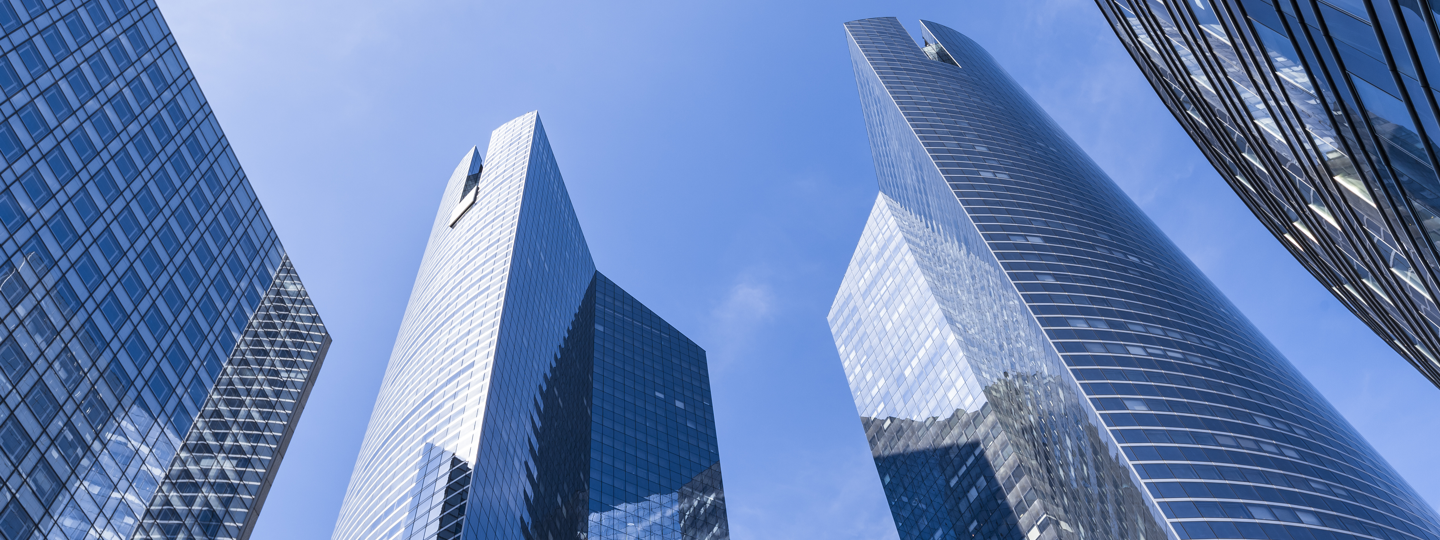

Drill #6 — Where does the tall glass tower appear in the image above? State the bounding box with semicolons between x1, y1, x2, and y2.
831;17;1440;540
331;112;728;540
0;1;329;540
1094;0;1440;388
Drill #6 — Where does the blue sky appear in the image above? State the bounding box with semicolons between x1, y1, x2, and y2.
153;0;1440;538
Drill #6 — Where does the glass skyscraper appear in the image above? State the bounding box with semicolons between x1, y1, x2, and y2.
331;112;728;540
0;1;330;540
831;17;1440;540
1094;0;1440;388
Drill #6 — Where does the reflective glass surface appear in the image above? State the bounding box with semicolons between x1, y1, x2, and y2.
333;112;729;540
1093;0;1440;387
833;17;1440;540
0;1;329;539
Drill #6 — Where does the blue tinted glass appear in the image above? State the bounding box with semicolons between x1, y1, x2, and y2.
47;212;77;250
124;27;146;53
95;230;122;264
93;167;119;202
74;254;102;290
62;12;89;43
44;147;75;181
0;191;23;231
65;70;93;101
68;130;96;162
87;54;113;86
91;112;117;142
18;103;51;139
42;86;73;119
127;79;151;108
109;94;135;124
105;39;131;70
83;1;108;28
0;2;19;32
16;41;48;76
0;123;23;162
40;27;70;58
0;58;21;96
18;169;52;206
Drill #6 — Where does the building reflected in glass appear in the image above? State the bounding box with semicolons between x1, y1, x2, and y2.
332;112;728;540
1094;0;1440;388
831;17;1440;540
0;1;330;539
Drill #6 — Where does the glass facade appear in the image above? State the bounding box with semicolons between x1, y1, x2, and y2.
0;1;331;539
1094;0;1440;388
832;17;1440;540
332;112;728;540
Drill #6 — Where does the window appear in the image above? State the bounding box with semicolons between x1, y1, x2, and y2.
21;237;54;272
63;12;91;43
17;103;51;139
128;79;152;108
148;117;171;144
0;338;29;382
51;280;80;318
25;384;59;424
73;188;100;225
114;150;139;181
135;187;159;218
42;85;73;120
87;55;114;93
74;254;103;290
0;418;31;460
162;281;184;312
148;371;173;403
153;168;176;199
132;133;156;161
65;69;94;102
39;26;70;58
93;167;120;202
120;268;144;301
144;306;166;339
68;129;96;163
84;1;110;29
80;391;108;428
193;240;214;267
139;245;163;277
0;191;23;231
208;220;228;246
145;65;166;90
169;153;191;179
47;212;77;250
0;2;19;33
177;260;200;291
106;39;132;70
123;333;150;367
16;40;48;76
18;169;52;206
0;124;20;163
189;188;211;215
109;94;135;125
115;207;141;240
107;0;129;17
44;147;76;181
0;58;21;96
174;205;196;234
157;223;179;255
96;230;123;263
92;112;118;143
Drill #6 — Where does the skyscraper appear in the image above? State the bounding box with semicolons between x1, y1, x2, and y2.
1093;0;1440;387
0;1;329;540
832;17;1440;540
332;112;728;540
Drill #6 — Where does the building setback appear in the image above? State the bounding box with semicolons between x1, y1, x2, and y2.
1095;0;1440;387
0;1;329;540
331;112;728;540
831;17;1440;540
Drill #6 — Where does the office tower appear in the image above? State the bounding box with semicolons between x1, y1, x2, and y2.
1093;0;1440;387
0;1;330;540
332;112;728;540
831;17;1440;540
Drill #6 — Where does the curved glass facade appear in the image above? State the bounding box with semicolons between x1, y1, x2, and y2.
0;1;330;539
832;17;1440;540
1094;0;1440;387
332;112;728;540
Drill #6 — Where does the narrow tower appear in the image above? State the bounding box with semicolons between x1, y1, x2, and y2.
0;2;329;539
332;112;728;540
832;17;1440;540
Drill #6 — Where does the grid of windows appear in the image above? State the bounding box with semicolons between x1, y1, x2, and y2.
1094;0;1440;388
333;113;729;540
833;16;1440;540
0;1;327;539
